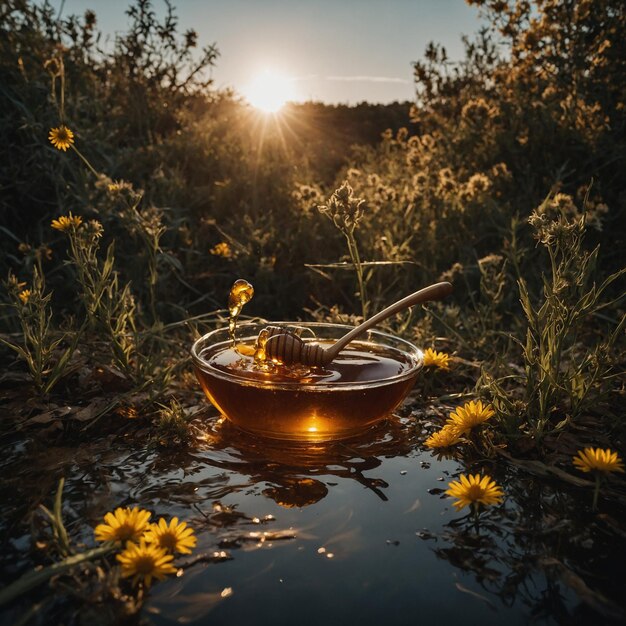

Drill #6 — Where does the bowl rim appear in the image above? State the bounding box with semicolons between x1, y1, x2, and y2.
191;321;423;391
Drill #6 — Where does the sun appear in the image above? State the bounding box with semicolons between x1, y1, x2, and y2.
244;69;295;113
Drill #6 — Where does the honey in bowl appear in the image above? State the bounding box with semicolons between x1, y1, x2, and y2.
192;322;423;441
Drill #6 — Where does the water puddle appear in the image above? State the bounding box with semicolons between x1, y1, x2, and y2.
1;401;624;625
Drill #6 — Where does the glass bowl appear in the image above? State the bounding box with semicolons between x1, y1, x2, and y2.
191;322;423;441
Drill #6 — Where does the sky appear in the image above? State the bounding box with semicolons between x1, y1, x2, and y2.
49;0;485;105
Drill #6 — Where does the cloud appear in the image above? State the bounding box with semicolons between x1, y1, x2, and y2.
326;75;411;84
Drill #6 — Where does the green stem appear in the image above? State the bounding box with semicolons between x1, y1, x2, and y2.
471;502;481;534
344;230;367;320
592;473;601;510
0;545;115;606
71;145;100;178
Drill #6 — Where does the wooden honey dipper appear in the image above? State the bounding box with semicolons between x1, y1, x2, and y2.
263;281;453;367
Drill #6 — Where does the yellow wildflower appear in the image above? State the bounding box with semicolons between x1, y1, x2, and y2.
51;212;82;232
445;473;504;511
422;348;450;370
48;125;74;151
573;447;624;474
116;539;176;586
446;400;495;436
18;289;31;304
144;517;197;554
424;425;461;449
210;242;233;258
94;506;151;543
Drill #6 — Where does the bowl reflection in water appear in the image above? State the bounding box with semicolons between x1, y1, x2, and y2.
196;412;422;506
191;322;423;441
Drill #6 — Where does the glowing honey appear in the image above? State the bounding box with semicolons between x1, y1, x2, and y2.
228;279;254;346
194;335;420;441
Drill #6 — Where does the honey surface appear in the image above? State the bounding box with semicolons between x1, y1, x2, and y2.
200;340;413;385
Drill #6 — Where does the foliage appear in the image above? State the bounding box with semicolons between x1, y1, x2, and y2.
0;0;624;447
1;267;83;394
1;3;625;624
483;195;625;441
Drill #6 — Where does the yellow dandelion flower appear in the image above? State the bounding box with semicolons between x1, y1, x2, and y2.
48;125;74;151
116;539;177;586
424;425;461;449
445;473;503;511
94;506;151;543
18;289;31;304
210;242;233;258
573;447;625;474
422;348;450;370
144;517;197;554
446;400;495;436
51;212;82;232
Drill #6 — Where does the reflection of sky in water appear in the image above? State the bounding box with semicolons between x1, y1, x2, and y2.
148;444;478;626
133;415;546;625
1;408;618;625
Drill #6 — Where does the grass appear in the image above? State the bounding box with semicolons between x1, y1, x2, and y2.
0;0;623;465
0;0;625;620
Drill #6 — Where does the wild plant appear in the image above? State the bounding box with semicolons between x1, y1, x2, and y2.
484;194;625;440
1;268;83;395
104;180;166;324
317;181;369;319
51;215;130;374
154;398;191;446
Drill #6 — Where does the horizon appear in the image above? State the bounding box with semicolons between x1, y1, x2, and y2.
46;0;486;106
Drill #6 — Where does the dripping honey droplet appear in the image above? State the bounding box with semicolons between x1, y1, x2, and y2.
228;279;254;347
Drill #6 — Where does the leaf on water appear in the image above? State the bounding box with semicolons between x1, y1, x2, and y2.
404;497;421;513
207;502;251;527
415;530;436;540
177;550;233;568
218;529;297;549
454;582;497;611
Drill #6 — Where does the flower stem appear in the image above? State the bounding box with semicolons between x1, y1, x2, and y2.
592;473;601;510
71;145;100;178
471;502;480;533
344;230;368;320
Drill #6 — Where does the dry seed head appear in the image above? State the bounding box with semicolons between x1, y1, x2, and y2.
461;98;493;123
318;181;367;232
466;173;492;196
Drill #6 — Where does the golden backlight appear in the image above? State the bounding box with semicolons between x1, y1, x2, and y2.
192;323;423;441
244;69;295;113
